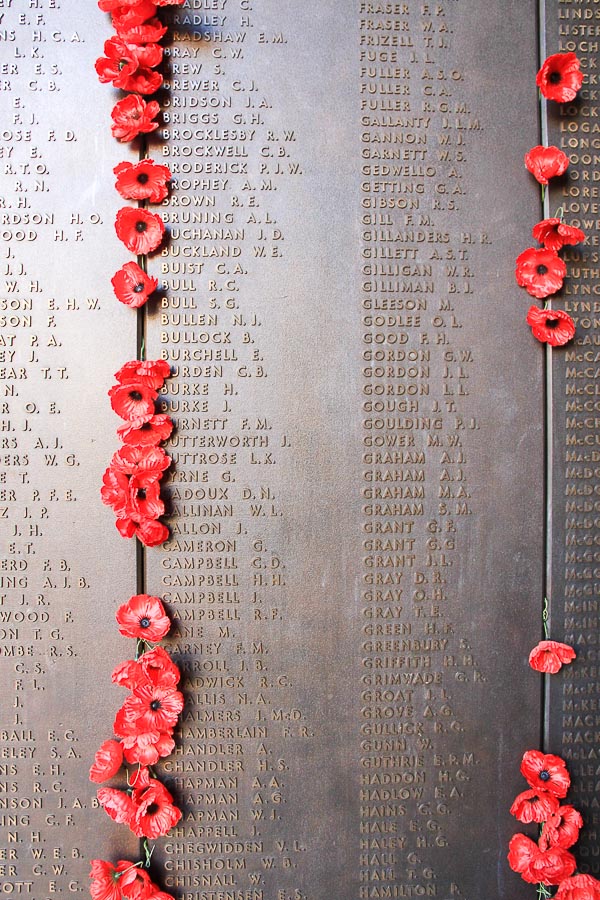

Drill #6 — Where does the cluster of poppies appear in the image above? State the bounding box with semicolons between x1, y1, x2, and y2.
515;52;584;346
96;0;180;308
101;360;172;547
90;859;174;900
508;751;600;898
89;594;182;842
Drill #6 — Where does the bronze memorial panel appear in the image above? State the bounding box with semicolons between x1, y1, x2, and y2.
1;2;598;900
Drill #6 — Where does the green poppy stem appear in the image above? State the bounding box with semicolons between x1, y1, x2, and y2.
143;840;154;868
542;596;550;640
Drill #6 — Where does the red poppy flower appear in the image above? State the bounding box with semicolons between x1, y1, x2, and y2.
126;477;164;521
115;17;167;43
109;445;170;480
99;0;147;11
529;640;576;674
131;780;181;839
112;261;158;309
122;730;175;766
97;787;136;826
119;683;184;733
111;95;160;143
115;207;165;255
89;739;123;784
508;835;576;886
118;414;174;447
95;38;139;89
132;42;163;68
541;805;584;850
114;159;171;203
115;515;169;547
537;52;584;103
525;146;570;185
521;750;571;798
139;646;180;688
526;306;576;347
533;218;586;252
122;67;163;96
109;381;157;421
510;789;559;824
112;658;146;692
516;247;566;299
101;466;129;514
118;864;154;900
111;1;158;30
555;874;600;900
115;359;171;389
90;860;135;900
116;594;171;642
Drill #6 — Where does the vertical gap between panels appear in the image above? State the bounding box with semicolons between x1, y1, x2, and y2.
538;0;552;755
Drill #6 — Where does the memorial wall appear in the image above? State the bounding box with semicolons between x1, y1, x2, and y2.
0;2;598;900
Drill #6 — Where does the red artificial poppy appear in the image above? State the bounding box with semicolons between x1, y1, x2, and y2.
115;17;167;44
89;739;124;784
101;466;129;515
118;864;154;900
115;359;171;389
529;640;576;674
111;1;158;30
537;52;584;103
90;860;137;900
122;730;175;766
526;306;576;347
115;207;165;255
119;683;184;733
112;261;158;309
109;445;170;480
510;789;559;824
126;477;165;521
111;95;160;143
116;594;171;642
131;779;181;839
139;646;180;688
508;834;576;886
516;248;566;299
525;146;570;185
109;381;157;421
521;750;571;798
541;805;584;850
115;515;169;547
131;42;163;68
112;658;146;692
99;0;148;11
555;874;600;900
123;67;163;96
533;218;586;253
95;37;139;89
114;159;172;203
97;787;136;826
118;414;174;447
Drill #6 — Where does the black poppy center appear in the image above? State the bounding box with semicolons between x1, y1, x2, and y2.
539;770;551;782
545;317;559;329
140;617;151;629
135;220;148;233
130;390;143;401
150;700;161;711
137;488;147;501
118;59;128;71
137;173;149;185
140;422;152;431
146;803;159;816
537;264;548;275
549;71;562;84
133;283;145;293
